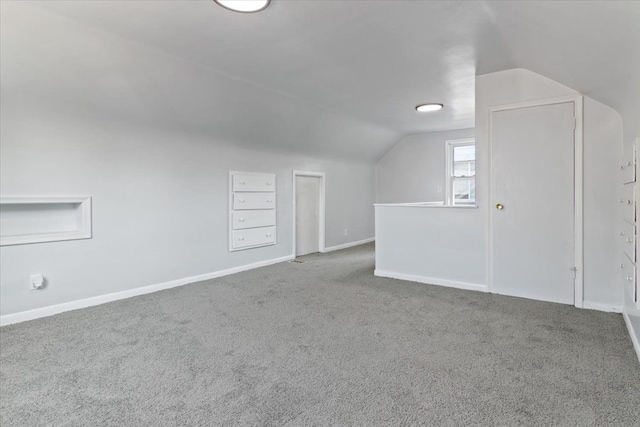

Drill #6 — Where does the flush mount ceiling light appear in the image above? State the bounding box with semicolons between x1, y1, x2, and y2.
415;103;444;113
213;0;271;13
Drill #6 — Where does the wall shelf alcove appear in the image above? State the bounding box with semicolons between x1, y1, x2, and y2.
0;196;92;246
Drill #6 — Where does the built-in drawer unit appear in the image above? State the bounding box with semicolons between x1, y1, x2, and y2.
232;210;276;230
620;138;639;309
229;171;277;252
231;226;276;250
233;174;276;192
233;192;276;210
621;183;635;222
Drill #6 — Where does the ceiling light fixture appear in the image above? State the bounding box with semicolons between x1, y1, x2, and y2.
415;103;444;113
213;0;271;13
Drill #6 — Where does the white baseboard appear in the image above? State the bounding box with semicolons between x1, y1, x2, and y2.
322;237;374;253
623;310;640;365
582;301;623;313
374;269;487;293
0;254;294;327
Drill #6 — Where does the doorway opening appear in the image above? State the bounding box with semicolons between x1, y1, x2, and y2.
292;171;325;257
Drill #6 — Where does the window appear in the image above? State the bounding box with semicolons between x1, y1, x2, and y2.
446;139;476;205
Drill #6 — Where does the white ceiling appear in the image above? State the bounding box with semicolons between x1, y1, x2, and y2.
3;0;639;160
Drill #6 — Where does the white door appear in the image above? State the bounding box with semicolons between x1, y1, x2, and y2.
295;176;320;256
491;101;576;304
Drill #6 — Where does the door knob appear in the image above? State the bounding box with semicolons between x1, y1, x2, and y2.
496;203;504;210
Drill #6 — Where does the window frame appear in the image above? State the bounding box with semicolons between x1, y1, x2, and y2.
445;138;476;206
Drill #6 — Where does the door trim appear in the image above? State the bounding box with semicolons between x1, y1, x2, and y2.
487;95;584;308
292;170;326;256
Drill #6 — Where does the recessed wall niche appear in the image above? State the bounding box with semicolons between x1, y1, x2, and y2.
0;196;92;246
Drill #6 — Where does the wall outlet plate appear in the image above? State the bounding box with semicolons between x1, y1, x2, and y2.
30;274;45;290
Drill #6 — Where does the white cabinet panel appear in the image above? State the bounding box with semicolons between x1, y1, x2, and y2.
232;210;276;230
621;183;635;222
233;174;276;192
232;226;276;249
233;192;276;210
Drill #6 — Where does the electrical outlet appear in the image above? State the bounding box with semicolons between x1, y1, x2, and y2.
30;274;45;290
437;186;443;193
344;229;348;236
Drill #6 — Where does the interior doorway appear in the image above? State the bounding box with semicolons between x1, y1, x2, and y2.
293;171;325;257
489;96;583;305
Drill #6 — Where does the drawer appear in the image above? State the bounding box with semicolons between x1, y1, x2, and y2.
621;253;636;293
620;183;635;222
233;174;276;192
232;210;276;230
620;219;636;260
621;143;636;184
231;226;275;249
233;192;276;210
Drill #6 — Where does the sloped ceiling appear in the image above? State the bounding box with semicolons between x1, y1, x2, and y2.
1;1;638;161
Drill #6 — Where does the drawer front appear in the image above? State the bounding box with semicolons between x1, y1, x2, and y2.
232;226;276;249
233;174;276;192
233;192;276;210
621;219;636;261
621;144;636;184
232;210;276;230
621;253;636;293
620;183;635;222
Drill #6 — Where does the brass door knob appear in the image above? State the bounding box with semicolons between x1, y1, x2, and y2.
496;203;504;210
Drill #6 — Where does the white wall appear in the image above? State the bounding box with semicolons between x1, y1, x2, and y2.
0;4;377;317
0;112;376;316
375;69;623;310
375;128;475;203
375;205;486;289
476;69;622;309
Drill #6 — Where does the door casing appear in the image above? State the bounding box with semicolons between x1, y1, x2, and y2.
292;170;326;257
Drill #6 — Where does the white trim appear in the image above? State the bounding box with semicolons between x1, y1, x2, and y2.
0;254;294;327
322;237;375;253
374;269;487;293
623;310;640;365
445;138;476;206
487;94;584;308
0;196;92;246
292;170;326;256
582;301;623;313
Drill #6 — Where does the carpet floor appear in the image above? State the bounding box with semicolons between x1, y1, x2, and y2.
1;243;639;426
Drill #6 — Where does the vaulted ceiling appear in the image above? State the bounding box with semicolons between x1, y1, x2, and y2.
2;1;638;161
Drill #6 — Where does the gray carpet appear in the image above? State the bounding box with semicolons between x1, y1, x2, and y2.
1;243;639;426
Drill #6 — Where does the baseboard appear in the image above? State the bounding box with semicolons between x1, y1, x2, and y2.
622;310;640;365
582;301;623;313
374;269;487;293
0;254;294;327
322;237;374;253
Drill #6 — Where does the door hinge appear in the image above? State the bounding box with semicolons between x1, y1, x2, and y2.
573;117;577;130
570;266;578;279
